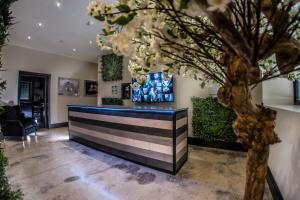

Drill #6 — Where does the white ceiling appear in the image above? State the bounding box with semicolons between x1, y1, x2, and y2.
8;0;116;63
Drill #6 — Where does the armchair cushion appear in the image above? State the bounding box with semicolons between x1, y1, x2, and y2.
0;106;37;138
1;106;19;121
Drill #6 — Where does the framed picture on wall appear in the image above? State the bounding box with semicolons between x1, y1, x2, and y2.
121;83;131;99
112;85;119;95
58;77;80;96
85;80;98;97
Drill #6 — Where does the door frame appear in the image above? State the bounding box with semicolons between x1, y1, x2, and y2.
18;71;51;129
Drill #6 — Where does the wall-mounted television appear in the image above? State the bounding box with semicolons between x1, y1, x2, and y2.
132;72;174;103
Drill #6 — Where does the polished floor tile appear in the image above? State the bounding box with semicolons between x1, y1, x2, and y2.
4;128;272;200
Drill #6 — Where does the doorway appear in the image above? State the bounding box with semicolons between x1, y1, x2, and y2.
18;71;51;129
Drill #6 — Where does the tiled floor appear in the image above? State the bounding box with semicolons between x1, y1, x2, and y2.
4;128;272;200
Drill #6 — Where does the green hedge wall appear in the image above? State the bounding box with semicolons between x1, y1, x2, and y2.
101;53;123;81
192;97;237;142
0;152;23;200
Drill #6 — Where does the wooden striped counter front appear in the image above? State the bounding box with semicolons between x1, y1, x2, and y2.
68;105;188;174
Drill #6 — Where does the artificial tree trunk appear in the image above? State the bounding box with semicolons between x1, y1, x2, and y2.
217;57;280;200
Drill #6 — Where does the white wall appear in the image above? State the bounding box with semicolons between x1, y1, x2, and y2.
263;78;294;105
1;45;98;124
262;77;300;200
268;107;300;200
97;53;209;136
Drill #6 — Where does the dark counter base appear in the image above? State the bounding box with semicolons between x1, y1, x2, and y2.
70;136;187;175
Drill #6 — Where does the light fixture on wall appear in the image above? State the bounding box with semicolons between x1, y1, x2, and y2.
27;36;31;40
89;40;93;45
72;48;76;52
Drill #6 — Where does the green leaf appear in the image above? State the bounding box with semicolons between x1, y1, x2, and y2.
193;74;197;80
127;12;137;21
107;20;115;25
116;4;131;13
102;28;114;36
114;15;130;25
200;82;206;88
94;15;105;21
180;0;190;9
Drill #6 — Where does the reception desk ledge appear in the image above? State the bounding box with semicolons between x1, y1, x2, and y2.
68;105;188;174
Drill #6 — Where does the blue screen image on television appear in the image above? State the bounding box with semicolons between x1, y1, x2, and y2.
132;72;174;103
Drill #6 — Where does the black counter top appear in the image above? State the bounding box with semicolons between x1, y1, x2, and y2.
68;105;188;114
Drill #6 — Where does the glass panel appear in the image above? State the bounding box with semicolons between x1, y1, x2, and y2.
20;81;31;100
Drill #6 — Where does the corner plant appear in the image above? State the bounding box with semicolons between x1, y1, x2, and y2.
0;0;17;104
0;153;22;200
88;0;300;199
0;0;17;68
0;0;22;199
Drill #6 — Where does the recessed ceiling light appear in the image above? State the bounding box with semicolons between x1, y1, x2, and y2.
55;2;62;8
27;36;31;40
37;22;43;27
72;48;76;52
89;41;93;44
86;20;94;26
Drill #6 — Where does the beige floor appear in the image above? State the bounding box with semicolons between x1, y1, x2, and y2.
4;127;272;200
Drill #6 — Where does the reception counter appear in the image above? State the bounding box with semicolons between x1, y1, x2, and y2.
68;105;188;174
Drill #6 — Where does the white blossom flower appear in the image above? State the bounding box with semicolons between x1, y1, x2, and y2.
87;1;102;16
96;34;103;46
132;82;141;90
186;0;205;17
95;34;112;50
139;0;150;8
104;4;114;14
108;31;134;56
136;75;147;84
207;0;231;12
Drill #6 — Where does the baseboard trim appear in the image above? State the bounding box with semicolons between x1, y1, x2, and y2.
266;167;284;200
49;122;68;129
188;137;247;152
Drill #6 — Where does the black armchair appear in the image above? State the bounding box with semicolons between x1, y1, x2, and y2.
0;106;37;139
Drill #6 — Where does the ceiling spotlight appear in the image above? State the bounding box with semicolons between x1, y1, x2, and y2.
89;41;93;44
27;36;31;40
55;2;62;8
86;20;94;26
72;48;76;52
37;22;43;27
